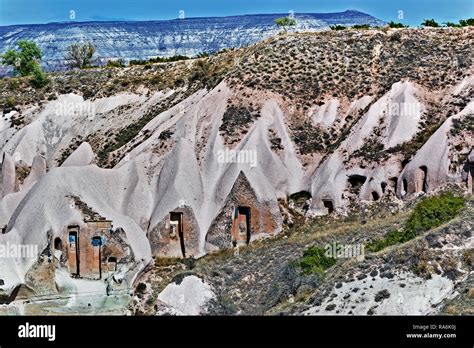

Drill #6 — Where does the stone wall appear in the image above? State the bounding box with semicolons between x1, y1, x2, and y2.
205;172;281;251
54;220;128;280
148;205;200;258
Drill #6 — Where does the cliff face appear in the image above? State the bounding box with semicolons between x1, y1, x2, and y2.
0;10;384;73
0;27;472;313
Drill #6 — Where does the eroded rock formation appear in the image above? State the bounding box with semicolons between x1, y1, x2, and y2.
0;28;472;305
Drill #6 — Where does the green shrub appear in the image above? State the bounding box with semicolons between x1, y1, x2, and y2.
330;25;346;31
195;52;210;58
129;55;189;66
64;42;97;69
106;59;126;68
387;21;409;28
30;64;48;88
458;18;474;26
422;19;440;27
189;59;212;84
297;246;337;275
1;40;42;76
352;24;370;30
367;229;405;252
367;193;465;252
4;96;16;108
8;78;19;90
274;17;297;32
403;192;465;239
444;22;462;28
1;40;48;88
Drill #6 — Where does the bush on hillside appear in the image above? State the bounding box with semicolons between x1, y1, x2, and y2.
367;193;465;252
387;21;408;28
297;246;337;275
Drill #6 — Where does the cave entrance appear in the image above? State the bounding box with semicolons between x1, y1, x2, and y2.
419;166;428;193
289;191;312;211
380;182;387;194
372;191;380;201
348;175;367;193
232;206;251;245
170;212;185;258
91;236;102;280
402;178;408;195
54;237;62;250
322;199;334;214
68;228;80;277
108;257;117;272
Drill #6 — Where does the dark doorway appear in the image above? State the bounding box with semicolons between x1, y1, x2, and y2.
91;236;102;279
68;229;80;276
54;237;62;250
237;206;251;244
381;182;387;194
170;212;185;257
108;257;117;272
419;166;428;193
348;175;367;192
322;199;334;214
348;174;367;194
402;178;408;195
372;191;380;201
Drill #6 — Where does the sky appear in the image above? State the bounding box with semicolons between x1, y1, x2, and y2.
0;0;472;26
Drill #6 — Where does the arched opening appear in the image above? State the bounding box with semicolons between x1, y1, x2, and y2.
54;237;62;250
170;212;185;258
322;199;334;214
108;257;117;272
419;166;428;193
289;191;312;211
371;191;380;201
381;182;387;194
91;236;102;279
402;178;408;195
348;174;367;192
233;206;251;245
67;227;80;277
289;190;312;202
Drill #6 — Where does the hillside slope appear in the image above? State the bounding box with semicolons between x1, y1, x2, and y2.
0;10;384;72
0;27;472;312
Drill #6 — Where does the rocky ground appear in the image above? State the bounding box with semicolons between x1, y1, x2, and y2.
129;194;473;315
